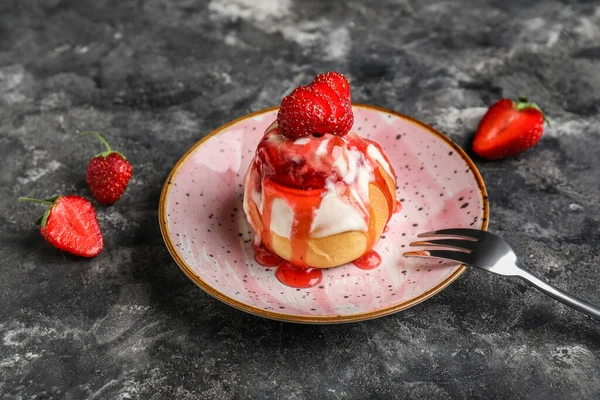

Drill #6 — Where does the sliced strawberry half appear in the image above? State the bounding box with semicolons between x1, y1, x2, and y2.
19;195;104;257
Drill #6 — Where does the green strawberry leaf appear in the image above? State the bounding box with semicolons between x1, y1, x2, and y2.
41;207;52;228
516;96;550;127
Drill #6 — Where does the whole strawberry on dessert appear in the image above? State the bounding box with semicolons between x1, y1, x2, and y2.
243;71;399;276
19;195;104;257
277;71;354;139
473;96;547;160
81;132;132;205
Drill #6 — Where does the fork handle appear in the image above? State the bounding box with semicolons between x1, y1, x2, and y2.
516;268;600;320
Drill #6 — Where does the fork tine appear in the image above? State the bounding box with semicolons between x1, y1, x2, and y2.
417;228;485;240
410;238;478;252
403;249;474;265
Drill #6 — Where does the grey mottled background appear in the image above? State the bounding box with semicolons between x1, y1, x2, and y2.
1;0;600;399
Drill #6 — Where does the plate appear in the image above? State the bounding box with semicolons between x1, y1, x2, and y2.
159;105;489;323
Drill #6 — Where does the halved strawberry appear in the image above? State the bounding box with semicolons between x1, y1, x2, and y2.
19;195;103;257
473;97;547;160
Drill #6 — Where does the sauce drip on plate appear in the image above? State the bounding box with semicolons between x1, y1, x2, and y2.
353;250;382;270
252;241;283;267
275;262;323;289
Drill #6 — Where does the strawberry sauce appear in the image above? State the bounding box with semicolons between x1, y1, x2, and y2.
243;122;399;288
252;241;284;267
275;262;323;288
394;200;402;214
353;250;382;270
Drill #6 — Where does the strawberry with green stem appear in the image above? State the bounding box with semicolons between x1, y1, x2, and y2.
473;96;549;160
81;132;132;205
19;195;104;257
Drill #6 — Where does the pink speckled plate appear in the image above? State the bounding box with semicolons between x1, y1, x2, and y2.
159;105;489;323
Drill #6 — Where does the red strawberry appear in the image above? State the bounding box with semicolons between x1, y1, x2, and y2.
19;195;104;257
313;71;351;99
277;71;354;139
82;132;132;205
473;97;547;160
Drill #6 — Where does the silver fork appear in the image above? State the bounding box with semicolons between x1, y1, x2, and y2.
404;228;600;320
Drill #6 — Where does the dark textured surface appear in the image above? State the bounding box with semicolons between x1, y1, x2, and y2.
1;0;600;398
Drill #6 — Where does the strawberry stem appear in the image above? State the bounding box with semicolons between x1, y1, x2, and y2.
19;196;60;227
19;196;58;227
18;196;54;205
515;96;550;127
79;131;112;154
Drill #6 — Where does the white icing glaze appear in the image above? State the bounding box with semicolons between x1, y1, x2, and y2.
315;137;330;156
349;166;371;215
293;137;310;145
269;197;294;238
331;146;348;177
310;190;368;238
335;147;362;184
367;144;393;178
251;190;263;213
267;132;285;144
